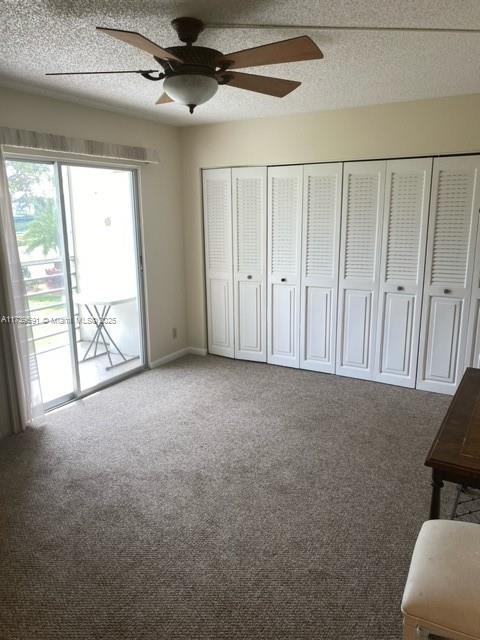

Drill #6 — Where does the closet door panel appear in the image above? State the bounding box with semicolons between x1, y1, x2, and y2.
209;279;233;350
463;165;480;371
467;300;480;368
336;161;386;380
374;158;432;387
203;168;234;357
424;296;462;384
232;167;267;362
267;165;303;367
341;289;372;368
271;284;297;359
300;163;342;372
304;287;332;363
237;281;262;353
379;292;414;377
417;156;480;394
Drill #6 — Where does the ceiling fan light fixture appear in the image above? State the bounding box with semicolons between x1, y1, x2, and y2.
163;73;218;112
48;18;325;113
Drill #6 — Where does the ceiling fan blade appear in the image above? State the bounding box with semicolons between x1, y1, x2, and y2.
97;27;182;62
216;35;322;70
46;69;157;76
206;21;480;35
156;93;174;105
219;71;300;97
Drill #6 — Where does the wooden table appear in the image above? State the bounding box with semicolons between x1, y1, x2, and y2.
425;367;480;519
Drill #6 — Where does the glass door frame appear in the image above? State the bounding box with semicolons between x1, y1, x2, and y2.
5;151;148;411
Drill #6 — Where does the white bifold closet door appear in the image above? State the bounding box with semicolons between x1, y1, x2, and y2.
299;163;342;373
267;165;303;367
373;158;432;387
203;168;234;358
336;161;386;380
466;182;480;368
232;167;267;362
417;155;480;394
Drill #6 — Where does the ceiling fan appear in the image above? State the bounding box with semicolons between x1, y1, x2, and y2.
46;17;324;113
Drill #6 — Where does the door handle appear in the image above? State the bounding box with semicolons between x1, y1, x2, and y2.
281;277;287;282
247;275;252;279
397;286;404;291
444;288;451;294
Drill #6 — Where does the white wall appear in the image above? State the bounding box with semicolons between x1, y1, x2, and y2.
180;93;480;351
0;86;186;365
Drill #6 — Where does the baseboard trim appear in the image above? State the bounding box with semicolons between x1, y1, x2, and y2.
150;348;190;368
150;346;207;368
189;347;208;356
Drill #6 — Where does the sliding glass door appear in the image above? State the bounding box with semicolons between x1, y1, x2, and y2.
5;157;146;410
6;159;75;407
61;164;144;393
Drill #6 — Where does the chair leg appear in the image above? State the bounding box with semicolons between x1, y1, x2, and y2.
403;618;428;639
403;622;416;640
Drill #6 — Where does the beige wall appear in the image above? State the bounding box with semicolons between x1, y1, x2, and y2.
0;86;186;365
3;87;480;361
180;93;480;350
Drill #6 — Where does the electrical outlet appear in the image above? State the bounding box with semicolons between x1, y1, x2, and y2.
172;328;177;339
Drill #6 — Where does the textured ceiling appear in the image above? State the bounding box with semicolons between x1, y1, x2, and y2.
1;0;480;126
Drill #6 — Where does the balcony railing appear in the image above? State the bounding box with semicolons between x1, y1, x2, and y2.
21;255;80;356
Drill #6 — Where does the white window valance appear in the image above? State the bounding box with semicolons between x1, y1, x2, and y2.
0;126;160;163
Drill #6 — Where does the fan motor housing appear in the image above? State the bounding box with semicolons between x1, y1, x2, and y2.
161;65;217;81
171;17;205;44
157;46;223;72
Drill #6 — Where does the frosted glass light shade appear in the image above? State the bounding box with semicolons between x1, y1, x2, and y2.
163;74;218;106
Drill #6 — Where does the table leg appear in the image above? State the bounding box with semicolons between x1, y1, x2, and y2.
94;305;113;367
82;304;103;361
429;470;444;519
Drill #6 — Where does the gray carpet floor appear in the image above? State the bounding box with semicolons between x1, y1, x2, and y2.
0;355;452;640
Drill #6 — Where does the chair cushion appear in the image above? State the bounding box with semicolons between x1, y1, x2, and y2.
402;520;480;639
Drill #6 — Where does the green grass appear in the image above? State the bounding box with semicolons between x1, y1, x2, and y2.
28;294;63;310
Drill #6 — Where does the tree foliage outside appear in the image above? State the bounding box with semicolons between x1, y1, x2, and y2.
21;203;59;256
6;160;60;255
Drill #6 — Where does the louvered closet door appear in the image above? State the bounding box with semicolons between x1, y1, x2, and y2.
466;218;480;369
300;163;342;373
465;171;480;368
373;158;432;387
417;156;480;394
232;167;267;362
267;165;303;367
336;161;386;380
203;168;234;358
